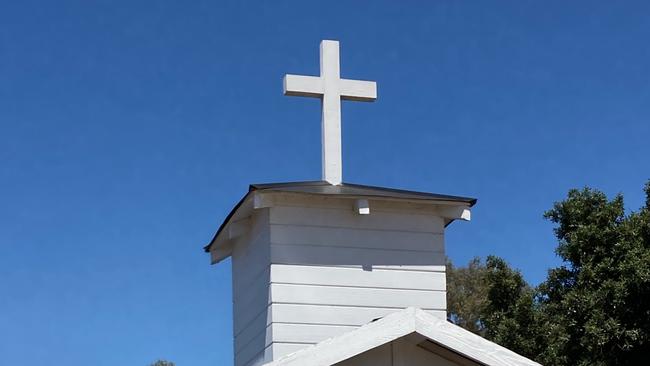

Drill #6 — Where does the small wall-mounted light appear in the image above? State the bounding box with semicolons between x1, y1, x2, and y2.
355;199;370;215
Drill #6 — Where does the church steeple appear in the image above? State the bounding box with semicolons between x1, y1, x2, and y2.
205;41;475;366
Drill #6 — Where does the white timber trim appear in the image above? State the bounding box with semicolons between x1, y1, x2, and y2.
254;191;469;216
254;192;274;209
437;206;471;221
264;307;541;366
210;239;233;264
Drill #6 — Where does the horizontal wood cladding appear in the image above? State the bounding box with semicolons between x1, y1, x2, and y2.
270;264;446;291
268;323;358;344
238;347;266;366
236;312;267;353
265;343;317;365
234;291;266;336
270;283;446;309
237;327;267;366
269;206;444;233
233;288;269;336
269;303;447;326
262;192;459;218
232;208;271;346
239;342;312;366
232;209;270;291
231;266;434;339
237;303;448;351
270;224;444;252
233;231;270;285
235;323;358;364
271;243;446;267
233;266;269;303
230;200;453;365
236;306;450;365
236;304;449;365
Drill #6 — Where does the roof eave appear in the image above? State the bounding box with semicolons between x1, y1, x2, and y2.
204;181;477;255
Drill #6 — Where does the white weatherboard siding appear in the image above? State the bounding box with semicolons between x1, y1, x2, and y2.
270;264;446;291
232;209;272;366
270;244;445;267
270;283;445;309
231;201;450;366
265;308;541;366
270;224;444;251
263;204;448;363
269;205;445;233
269;303;447;325
232;209;271;298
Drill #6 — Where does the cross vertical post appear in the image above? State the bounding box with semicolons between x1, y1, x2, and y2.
283;40;377;185
320;40;342;186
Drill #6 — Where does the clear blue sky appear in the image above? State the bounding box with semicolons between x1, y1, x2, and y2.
1;1;649;365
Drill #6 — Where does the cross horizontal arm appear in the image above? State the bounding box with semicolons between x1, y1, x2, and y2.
283;74;323;98
340;79;377;102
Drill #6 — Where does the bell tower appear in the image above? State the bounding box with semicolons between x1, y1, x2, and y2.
205;182;474;366
204;40;476;366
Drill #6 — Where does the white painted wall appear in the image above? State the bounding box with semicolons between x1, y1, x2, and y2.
232;209;271;366
231;196;450;366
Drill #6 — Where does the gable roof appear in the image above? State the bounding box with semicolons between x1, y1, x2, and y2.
204;181;476;253
264;307;541;366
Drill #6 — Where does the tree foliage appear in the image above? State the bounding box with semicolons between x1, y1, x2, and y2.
447;256;540;360
149;361;175;366
482;256;541;360
446;257;488;335
536;183;650;365
447;181;650;365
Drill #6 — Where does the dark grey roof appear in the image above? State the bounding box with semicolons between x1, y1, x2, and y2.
204;181;476;253
250;181;477;205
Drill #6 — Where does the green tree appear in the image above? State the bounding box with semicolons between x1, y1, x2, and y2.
446;179;650;365
481;256;541;360
446;257;488;335
447;256;541;360
537;183;650;366
149;360;175;366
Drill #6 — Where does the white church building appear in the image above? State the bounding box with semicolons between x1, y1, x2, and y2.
204;40;541;366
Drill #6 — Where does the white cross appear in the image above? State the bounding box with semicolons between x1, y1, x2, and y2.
283;40;377;186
